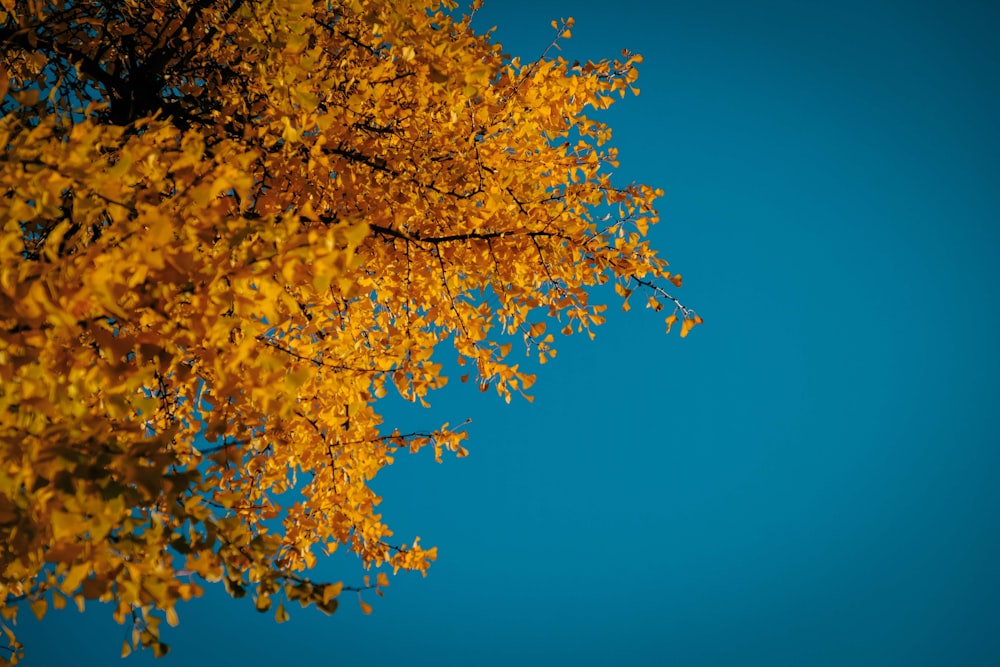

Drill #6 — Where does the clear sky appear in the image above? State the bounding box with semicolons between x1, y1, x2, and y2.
17;0;1000;665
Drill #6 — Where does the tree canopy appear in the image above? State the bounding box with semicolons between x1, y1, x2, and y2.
0;0;699;661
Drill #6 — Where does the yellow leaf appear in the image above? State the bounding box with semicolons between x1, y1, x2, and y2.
281;116;299;143
680;317;696;338
313;271;332;294
359;600;372;615
50;511;81;540
294;89;320;112
341;220;370;249
29;599;47;621
322;583;343;604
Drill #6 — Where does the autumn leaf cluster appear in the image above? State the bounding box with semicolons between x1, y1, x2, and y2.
0;0;698;661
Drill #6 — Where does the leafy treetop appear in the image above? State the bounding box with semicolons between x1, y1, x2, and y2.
0;0;699;661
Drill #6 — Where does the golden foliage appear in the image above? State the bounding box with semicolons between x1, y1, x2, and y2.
0;0;698;660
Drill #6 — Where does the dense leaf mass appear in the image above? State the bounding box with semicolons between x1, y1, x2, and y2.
0;0;697;660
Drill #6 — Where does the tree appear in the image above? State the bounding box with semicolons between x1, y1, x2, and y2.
0;0;699;661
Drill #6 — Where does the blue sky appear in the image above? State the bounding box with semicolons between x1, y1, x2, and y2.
17;1;1000;665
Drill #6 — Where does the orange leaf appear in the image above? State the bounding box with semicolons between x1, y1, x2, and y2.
680;317;697;338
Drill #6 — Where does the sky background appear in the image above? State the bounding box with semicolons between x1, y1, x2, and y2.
17;0;1000;665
